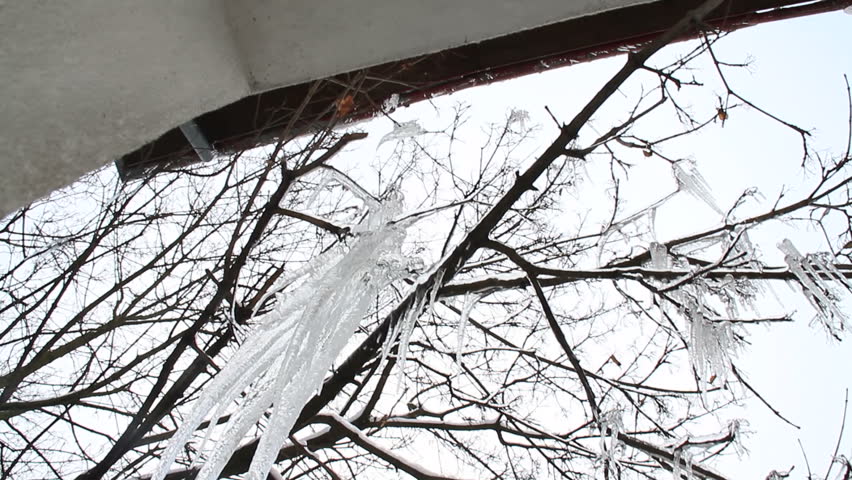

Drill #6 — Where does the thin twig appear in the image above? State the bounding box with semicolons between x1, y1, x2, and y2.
825;388;849;480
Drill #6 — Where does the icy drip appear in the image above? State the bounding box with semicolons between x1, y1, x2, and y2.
778;239;850;336
377;120;427;147
381;269;445;379
381;93;400;113
508;108;530;131
649;242;670;270
672;160;723;215
672;449;694;480
728;229;757;266
597;407;624;472
684;297;734;387
153;193;413;480
455;292;483;364
667;420;742;479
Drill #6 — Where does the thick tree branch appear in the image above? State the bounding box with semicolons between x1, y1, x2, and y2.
179;3;729;477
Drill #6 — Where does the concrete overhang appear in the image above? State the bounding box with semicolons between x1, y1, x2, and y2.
1;0;847;217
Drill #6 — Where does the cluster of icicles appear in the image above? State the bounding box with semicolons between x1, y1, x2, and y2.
779;238;851;337
597;160;851;478
648;236;851;393
153;181;424;480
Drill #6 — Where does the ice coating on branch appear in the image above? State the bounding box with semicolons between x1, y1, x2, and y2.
378;120;427;147
597;407;624;473
455;292;483;364
393;286;426;369
673;160;724;215
508;108;530;131
727;228;758;266
648;206;659;241
672;449;694;480
666;420;743;479
649;242;670;269
303;173;332;209
321;166;381;213
153;192;412;480
766;469;794;480
383;269;445;381
684;297;734;387
382;93;400;112
778;239;850;336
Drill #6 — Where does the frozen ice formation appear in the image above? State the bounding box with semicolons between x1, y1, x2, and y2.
778;239;850;336
153;189;414;480
378;120;427;147
673;160;724;215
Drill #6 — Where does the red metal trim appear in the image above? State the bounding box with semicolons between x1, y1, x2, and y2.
115;0;851;179
396;0;852;109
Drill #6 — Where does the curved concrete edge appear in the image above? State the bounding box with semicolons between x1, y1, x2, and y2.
0;0;250;217
229;0;653;92
0;0;651;218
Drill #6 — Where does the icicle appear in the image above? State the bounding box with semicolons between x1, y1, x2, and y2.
455;292;483;364
685;297;734;388
673;160;724;215
507;108;530;131
153;190;415;480
598;407;624;472
778;239;849;336
727;419;748;457
673;449;683;479
648;206;659;242
382;93;400;113
376;266;448;386
649;242;670;270
377;120;427;147
812;252;852;291
427;269;445;315
672;449;694;480
724;228;758;266
395;284;429;371
320;167;381;213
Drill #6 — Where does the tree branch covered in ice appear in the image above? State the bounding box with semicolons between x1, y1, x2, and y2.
2;3;852;480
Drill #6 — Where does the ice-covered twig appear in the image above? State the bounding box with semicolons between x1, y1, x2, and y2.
598;407;624;474
389;192;481;227
667;421;742;480
377;120;427;148
673;448;695;480
596;189;678;267
324;414;453;480
318;165;381;209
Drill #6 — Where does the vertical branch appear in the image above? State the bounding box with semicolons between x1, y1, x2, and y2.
484;239;600;422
